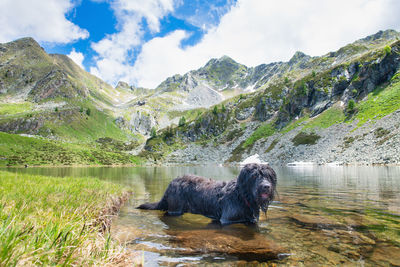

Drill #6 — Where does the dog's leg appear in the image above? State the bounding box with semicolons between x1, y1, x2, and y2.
165;197;184;216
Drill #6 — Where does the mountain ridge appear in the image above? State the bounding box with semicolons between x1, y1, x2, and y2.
140;30;400;165
1;29;400;166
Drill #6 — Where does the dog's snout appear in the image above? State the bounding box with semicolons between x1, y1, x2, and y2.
262;184;271;191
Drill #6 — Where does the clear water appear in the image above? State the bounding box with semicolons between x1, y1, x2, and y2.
5;165;400;266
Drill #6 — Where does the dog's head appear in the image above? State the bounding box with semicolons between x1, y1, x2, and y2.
237;163;277;212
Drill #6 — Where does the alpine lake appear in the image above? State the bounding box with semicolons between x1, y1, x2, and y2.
5;165;400;266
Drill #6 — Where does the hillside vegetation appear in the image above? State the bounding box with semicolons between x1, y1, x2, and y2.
0;38;142;166
1;30;400;166
142;31;400;165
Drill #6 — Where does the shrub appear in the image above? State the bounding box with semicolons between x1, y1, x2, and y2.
352;73;360;82
212;105;218;115
221;104;226;113
166;127;173;137
284;77;290;84
86;108;91;116
374;127;390;138
296;80;308;96
292;132;321;146
54;107;58;112
150;127;157;138
347;99;355;112
384;45;392;55
178;116;186;127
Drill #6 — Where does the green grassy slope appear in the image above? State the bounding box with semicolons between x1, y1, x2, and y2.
0;132;142;166
0;38;141;165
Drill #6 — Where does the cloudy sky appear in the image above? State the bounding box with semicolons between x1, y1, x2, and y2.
1;0;399;88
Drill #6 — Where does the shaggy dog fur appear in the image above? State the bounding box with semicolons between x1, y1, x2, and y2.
138;163;277;225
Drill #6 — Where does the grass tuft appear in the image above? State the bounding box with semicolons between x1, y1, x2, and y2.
243;122;275;148
291;132;321;146
0;171;131;266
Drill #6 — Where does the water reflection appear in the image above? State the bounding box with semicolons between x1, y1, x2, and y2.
3;165;400;265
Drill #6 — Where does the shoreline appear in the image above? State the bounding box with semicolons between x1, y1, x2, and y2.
96;190;139;266
96;191;133;233
2;161;400;169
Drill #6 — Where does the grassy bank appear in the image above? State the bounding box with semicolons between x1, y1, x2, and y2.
0;171;131;266
0;132;143;167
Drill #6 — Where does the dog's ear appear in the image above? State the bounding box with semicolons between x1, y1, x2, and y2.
264;165;277;186
237;164;252;184
237;164;257;193
262;165;278;202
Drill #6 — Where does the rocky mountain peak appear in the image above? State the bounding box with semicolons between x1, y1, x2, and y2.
203;55;238;68
116;81;130;89
358;29;400;43
2;37;43;52
288;51;311;65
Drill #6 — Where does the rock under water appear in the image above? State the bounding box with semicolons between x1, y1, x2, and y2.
167;227;288;262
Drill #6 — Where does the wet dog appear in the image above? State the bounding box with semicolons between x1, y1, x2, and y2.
138;163;277;225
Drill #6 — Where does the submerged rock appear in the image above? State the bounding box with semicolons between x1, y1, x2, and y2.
371;245;400;266
167;228;288;262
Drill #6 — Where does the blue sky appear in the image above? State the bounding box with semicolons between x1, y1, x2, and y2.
47;0;234;72
39;0;235;84
1;0;399;88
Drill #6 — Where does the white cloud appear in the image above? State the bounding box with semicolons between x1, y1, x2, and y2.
89;0;176;86
111;0;175;33
67;48;85;69
91;0;400;89
0;0;88;43
133;0;400;88
131;30;200;88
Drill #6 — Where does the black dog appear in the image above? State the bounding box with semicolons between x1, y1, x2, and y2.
138;163;277;225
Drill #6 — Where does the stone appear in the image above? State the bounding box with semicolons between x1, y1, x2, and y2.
130;111;157;135
371;245;400;266
289;213;343;229
167;228;288;262
236;107;254;120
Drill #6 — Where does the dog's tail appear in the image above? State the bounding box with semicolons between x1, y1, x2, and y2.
137;202;159;210
137;197;168;210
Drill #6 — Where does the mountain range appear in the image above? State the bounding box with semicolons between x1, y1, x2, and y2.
0;29;399;166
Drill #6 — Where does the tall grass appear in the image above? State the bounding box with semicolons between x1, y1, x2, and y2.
0;171;130;266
